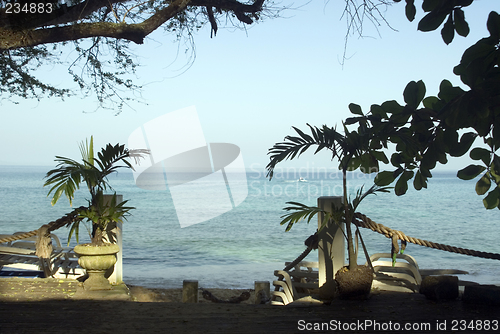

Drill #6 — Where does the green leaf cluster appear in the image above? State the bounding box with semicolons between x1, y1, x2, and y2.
278;185;391;232
279;202;329;232
266;121;389;180
44;137;142;206
266;115;392;269
402;0;473;44
77;192;134;246
349;11;500;210
44;136;149;245
266;1;499;275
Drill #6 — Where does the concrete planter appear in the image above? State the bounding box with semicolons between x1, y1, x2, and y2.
74;243;120;291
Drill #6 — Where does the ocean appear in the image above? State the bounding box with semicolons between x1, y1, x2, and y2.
0;165;499;289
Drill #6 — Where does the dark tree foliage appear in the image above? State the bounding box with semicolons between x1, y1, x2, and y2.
0;0;494;112
0;0;279;109
345;10;500;209
268;1;499;211
397;0;475;44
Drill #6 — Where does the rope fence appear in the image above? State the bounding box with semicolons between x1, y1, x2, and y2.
0;207;85;245
1;209;499;263
354;212;500;261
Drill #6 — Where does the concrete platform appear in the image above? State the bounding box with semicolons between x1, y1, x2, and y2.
0;277;131;301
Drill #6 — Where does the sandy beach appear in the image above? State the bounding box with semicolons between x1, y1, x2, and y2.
0;278;498;333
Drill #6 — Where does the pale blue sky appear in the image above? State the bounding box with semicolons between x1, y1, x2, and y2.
0;0;496;173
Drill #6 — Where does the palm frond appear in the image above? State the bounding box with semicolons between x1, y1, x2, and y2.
279;201;347;240
95;143;132;178
79;136;94;167
351;184;393;212
45;138;150;207
128;149;150;167
279;202;326;232
44;158;85;206
67;220;80;245
266;124;341;179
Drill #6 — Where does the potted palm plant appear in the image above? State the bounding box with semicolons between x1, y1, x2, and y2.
266;121;390;299
44;136;148;290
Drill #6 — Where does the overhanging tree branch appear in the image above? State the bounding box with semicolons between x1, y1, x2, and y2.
0;0;125;30
1;23;143;50
0;0;266;51
0;0;192;50
0;0;271;108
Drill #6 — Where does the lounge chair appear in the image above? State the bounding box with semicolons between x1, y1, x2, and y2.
271;261;319;305
271;253;423;303
367;253;422;292
369;252;471;293
0;232;83;279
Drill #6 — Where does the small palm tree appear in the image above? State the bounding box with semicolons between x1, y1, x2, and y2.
44;136;149;246
266;123;390;271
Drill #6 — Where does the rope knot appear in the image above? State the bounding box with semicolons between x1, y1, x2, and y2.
35;224;52;260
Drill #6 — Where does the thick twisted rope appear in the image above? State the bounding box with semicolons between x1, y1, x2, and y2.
0;207;86;277
283;233;318;272
354;212;500;261
0;207;85;245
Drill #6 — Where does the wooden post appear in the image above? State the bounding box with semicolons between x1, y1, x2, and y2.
183;280;199;303
317;196;345;299
103;194;123;285
254;281;270;304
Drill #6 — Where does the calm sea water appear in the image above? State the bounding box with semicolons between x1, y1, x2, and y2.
0;165;499;289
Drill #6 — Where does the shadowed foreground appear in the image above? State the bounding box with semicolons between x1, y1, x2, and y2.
0;278;498;333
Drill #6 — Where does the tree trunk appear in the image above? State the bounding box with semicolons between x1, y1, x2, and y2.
343;168;357;270
345;219;357;270
92;226;104;246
